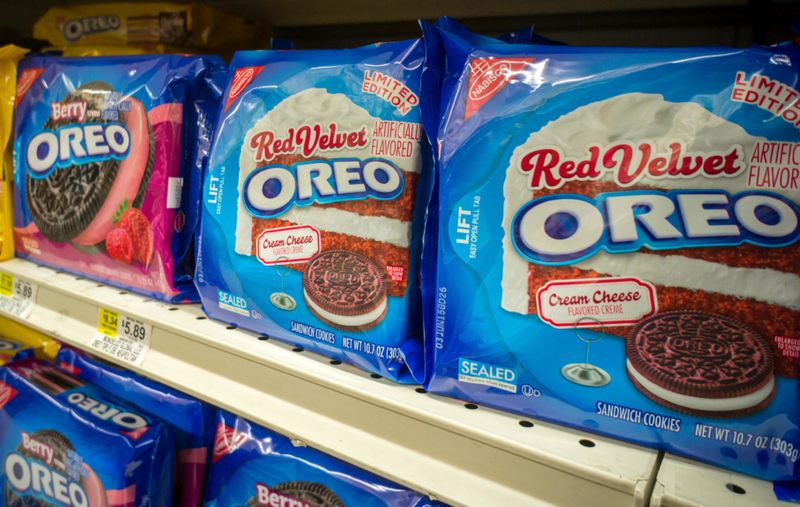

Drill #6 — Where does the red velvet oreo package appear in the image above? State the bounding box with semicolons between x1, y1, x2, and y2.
421;22;800;486
13;53;227;303
196;42;432;382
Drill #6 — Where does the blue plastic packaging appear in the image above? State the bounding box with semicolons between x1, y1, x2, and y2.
0;357;174;506
421;24;800;484
13;53;226;303
57;346;215;507
205;410;447;507
195;42;433;382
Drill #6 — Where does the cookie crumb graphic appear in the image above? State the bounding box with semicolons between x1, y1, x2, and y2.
626;312;776;419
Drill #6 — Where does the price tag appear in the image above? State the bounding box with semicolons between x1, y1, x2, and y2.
90;308;152;366
0;272;38;319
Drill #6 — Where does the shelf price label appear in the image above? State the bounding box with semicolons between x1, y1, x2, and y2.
91;307;152;366
0;271;37;319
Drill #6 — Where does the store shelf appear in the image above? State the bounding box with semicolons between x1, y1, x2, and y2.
651;454;783;507
0;257;660;507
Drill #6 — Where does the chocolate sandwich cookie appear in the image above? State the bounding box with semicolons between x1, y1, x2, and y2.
246;482;346;507
5;429;106;507
26;81;154;254
626;312;776;419
303;251;387;333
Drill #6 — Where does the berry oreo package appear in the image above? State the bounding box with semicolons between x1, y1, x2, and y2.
196;43;432;382
422;25;800;482
206;410;445;507
57;346;215;507
0;358;174;506
13;53;227;303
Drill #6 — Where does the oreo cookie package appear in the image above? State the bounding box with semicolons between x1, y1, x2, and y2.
196;42;433;381
57;346;215;507
0;358;174;506
206;410;446;507
13;53;227;302
421;24;800;483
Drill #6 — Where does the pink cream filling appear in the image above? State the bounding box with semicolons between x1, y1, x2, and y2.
81;463;108;507
105;483;136;507
72;98;149;246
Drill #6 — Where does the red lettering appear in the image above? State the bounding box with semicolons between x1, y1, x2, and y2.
703;155;724;175
559;160;577;179
605;143;638;185
521;149;560;188
721;148;742;174
251;131;274;161
648;156;668;177
356;127;368;147
576;146;600;178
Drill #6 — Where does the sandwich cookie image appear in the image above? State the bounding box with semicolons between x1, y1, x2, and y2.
245;481;346;507
4;429;106;507
303;251;388;333
626;312;776;418
25;81;154;263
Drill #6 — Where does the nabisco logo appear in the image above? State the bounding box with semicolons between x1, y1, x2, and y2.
225;66;265;111
57;362;82;376
465;58;534;121
16;69;43;106
231;69;254;98
0;381;18;409
213;422;251;463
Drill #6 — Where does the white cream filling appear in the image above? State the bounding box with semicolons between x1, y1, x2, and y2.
627;359;774;412
575;251;800;311
501;92;798;315
305;289;387;326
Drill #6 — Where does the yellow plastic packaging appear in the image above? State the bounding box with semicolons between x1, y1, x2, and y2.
0;45;27;262
0;314;60;364
43;44;167;57
34;3;262;51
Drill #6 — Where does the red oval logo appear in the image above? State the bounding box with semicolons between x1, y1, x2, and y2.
230;68;254;99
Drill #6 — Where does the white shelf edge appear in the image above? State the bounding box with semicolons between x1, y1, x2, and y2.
0;257;660;507
651;453;783;507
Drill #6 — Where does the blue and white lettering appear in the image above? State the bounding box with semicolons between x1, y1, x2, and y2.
66;392;148;430
512;190;800;265
26;123;130;179
4;453;88;507
243;157;404;219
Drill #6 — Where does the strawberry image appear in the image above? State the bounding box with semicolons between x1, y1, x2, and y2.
112;198;153;265
106;228;133;265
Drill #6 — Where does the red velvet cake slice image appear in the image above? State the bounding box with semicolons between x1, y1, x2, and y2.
501;93;800;379
235;88;422;300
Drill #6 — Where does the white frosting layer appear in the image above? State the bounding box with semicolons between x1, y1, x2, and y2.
305;289;387;326
281;206;411;248
501;92;798;315
627;359;775;412
235;88;421;256
575;251;800;311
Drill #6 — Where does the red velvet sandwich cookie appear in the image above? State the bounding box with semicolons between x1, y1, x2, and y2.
303;250;387;333
626;312;776;419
